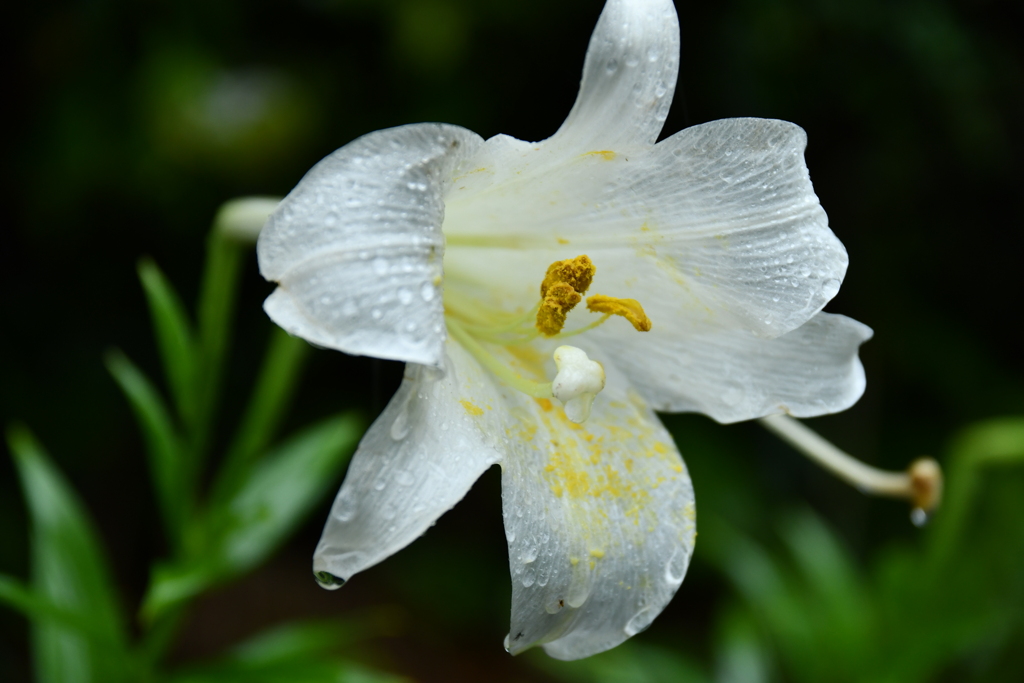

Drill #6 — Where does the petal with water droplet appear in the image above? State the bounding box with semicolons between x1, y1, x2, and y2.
259;123;483;367
498;353;696;660
548;0;680;152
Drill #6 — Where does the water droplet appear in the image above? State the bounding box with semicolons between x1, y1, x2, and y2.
420;282;436;302
398;287;413;305
722;384;745;407
665;547;688;585
624;606;656;636
324;212;338;227
567;578;590;608
314;570;346;590
625;53;640;68
373;475;388;491
391;407;410;440
373;258;388;275
396;469;415;486
521;546;539;563
334;490;357;522
820;278;841;300
605;58;619;74
503;634;511;652
521;568;537;587
910;507;929;527
647;47;660;62
371;308;383;321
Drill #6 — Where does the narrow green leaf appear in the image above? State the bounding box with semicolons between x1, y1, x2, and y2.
7;426;131;683
0;574;125;650
141;413;363;620
219;412;363;573
192;228;246;456
169;659;407;683
531;640;711;683
137;258;197;430
105;350;188;545
211;329;310;504
928;417;1024;566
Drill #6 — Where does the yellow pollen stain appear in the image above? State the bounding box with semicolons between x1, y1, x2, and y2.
587;294;653;332
536;398;553;412
653;442;668;454
570;556;579;566
590;549;605;558
625;458;634;472
459;399;484;416
589;560;596;570
557;237;570;245
582;150;617;161
536;255;596;336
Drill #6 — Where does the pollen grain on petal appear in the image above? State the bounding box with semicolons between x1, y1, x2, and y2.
460;399;485;416
587;294;653;332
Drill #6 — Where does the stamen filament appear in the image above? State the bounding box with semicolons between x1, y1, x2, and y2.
447;318;553;398
449;304;543;344
760;414;943;520
552;314;612;340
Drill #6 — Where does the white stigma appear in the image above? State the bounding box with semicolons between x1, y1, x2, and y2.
551;345;605;423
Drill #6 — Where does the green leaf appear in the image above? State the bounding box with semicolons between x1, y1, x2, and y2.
6;426;132;683
220;412;363;571
531;640;711;683
137;258;197;430
142;413;363;619
105;350;188;546
168;659;407;683
212;328;310;504
192;228;246;455
927;417;1024;566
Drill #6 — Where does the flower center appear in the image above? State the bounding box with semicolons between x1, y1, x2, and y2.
443;254;651;422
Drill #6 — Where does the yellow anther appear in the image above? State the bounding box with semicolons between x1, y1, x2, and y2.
586;294;652;332
537;282;581;336
540;255;595;299
536;255;596;336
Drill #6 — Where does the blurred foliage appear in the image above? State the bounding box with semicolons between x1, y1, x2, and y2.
3;0;1023;681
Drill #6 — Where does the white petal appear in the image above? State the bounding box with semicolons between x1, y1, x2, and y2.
592;312;873;423
444;119;846;340
497;352;696;660
609;118;848;337
312;343;504;585
548;0;680;151
258;123;483;366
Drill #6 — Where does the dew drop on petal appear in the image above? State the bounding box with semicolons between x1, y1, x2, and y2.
314;571;346;590
420;282;436;302
665;547;688;586
521;567;537;587
820;278;841;300
722;384;745;407
624;606;656;636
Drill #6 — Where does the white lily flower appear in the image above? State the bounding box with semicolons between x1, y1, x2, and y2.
256;0;872;660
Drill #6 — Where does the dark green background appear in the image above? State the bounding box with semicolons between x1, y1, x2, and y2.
3;1;1022;681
